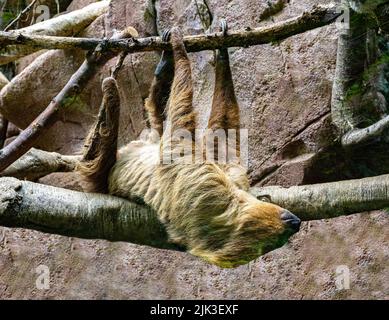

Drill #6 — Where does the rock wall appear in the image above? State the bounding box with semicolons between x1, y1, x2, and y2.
0;212;387;299
0;0;388;299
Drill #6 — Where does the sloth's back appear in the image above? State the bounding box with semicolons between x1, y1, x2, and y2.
108;139;160;203
108;138;250;209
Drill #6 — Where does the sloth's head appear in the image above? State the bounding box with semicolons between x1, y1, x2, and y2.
190;189;301;268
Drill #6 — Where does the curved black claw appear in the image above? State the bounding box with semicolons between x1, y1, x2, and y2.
217;19;229;59
155;29;174;78
162;29;171;42
219;19;228;36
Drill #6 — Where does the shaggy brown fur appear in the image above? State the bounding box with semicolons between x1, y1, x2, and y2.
77;77;120;193
207;48;241;156
79;28;298;268
144;36;174;136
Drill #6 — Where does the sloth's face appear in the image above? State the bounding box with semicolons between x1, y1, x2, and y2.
233;197;301;264
192;190;301;268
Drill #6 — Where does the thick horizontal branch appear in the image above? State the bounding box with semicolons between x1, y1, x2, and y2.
0;148;80;181
252;174;389;220
0;4;340;62
1;174;388;247
0;177;175;250
341;115;389;146
0;0;109;65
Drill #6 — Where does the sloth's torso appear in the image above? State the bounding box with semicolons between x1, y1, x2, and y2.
108;139;160;204
108;138;250;244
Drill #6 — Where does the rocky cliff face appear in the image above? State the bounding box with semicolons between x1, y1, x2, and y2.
0;0;387;299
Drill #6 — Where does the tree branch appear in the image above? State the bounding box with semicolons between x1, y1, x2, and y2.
0;174;388;247
0;0;110;65
0;148;80;181
341;114;389;146
0;175;389;249
0;4;340;64
4;0;38;32
0;27;138;172
252;174;389;220
0;177;175;250
332;1;389;146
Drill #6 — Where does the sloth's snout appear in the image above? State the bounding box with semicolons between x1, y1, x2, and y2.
280;210;301;232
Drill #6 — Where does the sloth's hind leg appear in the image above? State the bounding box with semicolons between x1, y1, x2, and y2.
77;77;120;193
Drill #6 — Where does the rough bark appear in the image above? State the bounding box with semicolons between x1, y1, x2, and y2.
0;177;174;250
0;148;80;181
0;27;137;172
0;4;340;61
0;0;109;65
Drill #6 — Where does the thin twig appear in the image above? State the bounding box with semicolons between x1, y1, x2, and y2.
0;27;138;172
4;0;38;31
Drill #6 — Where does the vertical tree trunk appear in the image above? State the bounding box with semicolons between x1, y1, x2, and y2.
331;2;368;134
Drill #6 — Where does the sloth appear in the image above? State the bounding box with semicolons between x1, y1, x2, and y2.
78;23;301;268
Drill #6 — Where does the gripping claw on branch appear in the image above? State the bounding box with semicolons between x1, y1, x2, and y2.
162;29;171;42
220;19;228;36
217;19;229;59
155;29;173;78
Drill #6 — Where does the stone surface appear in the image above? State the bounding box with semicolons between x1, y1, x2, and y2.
0;211;387;299
0;0;388;300
38;172;84;191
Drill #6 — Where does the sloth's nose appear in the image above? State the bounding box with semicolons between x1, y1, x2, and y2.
280;210;301;232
